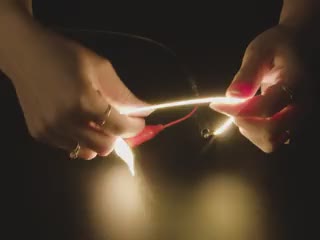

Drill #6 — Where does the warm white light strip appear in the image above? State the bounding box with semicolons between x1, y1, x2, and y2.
213;117;234;135
120;97;245;115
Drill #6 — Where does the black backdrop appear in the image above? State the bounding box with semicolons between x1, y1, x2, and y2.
2;1;319;239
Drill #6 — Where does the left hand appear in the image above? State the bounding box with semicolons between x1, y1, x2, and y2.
210;25;311;153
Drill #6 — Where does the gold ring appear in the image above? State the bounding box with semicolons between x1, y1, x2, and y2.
69;143;81;159
100;104;112;127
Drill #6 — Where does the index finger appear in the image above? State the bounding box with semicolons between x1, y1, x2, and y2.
99;106;145;138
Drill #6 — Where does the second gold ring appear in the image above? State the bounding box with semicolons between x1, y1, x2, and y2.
100;104;112;127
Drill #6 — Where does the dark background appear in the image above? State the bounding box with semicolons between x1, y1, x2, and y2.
2;1;319;239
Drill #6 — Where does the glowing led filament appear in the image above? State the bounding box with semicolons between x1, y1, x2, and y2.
115;96;244;176
114;138;135;176
120;96;245;115
213;117;234;135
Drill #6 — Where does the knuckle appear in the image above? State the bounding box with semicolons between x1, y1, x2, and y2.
102;59;113;70
28;115;62;144
78;90;91;114
246;41;260;55
244;41;264;62
76;87;99;119
116;87;135;106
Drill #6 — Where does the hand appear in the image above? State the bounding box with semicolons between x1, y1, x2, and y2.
10;28;148;160
210;25;311;153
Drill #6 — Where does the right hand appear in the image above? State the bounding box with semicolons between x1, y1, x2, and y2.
9;28;148;160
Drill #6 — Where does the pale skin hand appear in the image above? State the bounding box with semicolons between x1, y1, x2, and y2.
210;0;319;153
0;0;148;159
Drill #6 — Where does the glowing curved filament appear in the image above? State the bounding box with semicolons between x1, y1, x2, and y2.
114;138;135;176
115;97;243;176
120;97;245;115
213;117;234;135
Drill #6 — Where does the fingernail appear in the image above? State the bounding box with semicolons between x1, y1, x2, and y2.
227;82;254;98
227;89;242;97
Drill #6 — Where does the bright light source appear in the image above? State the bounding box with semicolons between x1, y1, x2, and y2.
115;97;243;175
114;138;135;176
213;117;234;136
120;97;246;115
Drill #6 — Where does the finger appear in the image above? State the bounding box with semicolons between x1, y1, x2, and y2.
226;43;272;98
234;105;298;134
77;148;98;160
76;86;111;125
123;107;154;118
238;126;291;152
271;104;299;133
272;46;302;92
210;100;250;117
48;129;98;160
74;87;145;138
211;79;293;117
234;105;298;153
69;143;97;160
98;106;146;138
69;125;117;156
95;61;151;116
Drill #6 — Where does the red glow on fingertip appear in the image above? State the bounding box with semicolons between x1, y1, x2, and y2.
227;83;255;98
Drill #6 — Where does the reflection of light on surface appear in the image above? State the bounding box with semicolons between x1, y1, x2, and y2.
213;117;234;136
90;167;152;240
114;138;135;176
191;174;267;239
120;97;246;115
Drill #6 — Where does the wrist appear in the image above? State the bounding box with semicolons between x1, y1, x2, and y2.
279;17;319;35
279;1;319;35
0;9;43;84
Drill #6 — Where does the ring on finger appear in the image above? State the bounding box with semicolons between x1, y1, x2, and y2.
69;142;81;159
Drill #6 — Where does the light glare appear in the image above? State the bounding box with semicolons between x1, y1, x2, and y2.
213;117;234;136
114;138;135;176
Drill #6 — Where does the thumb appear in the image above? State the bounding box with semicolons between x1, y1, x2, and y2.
97;62;151;117
210;44;271;115
226;45;271;98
